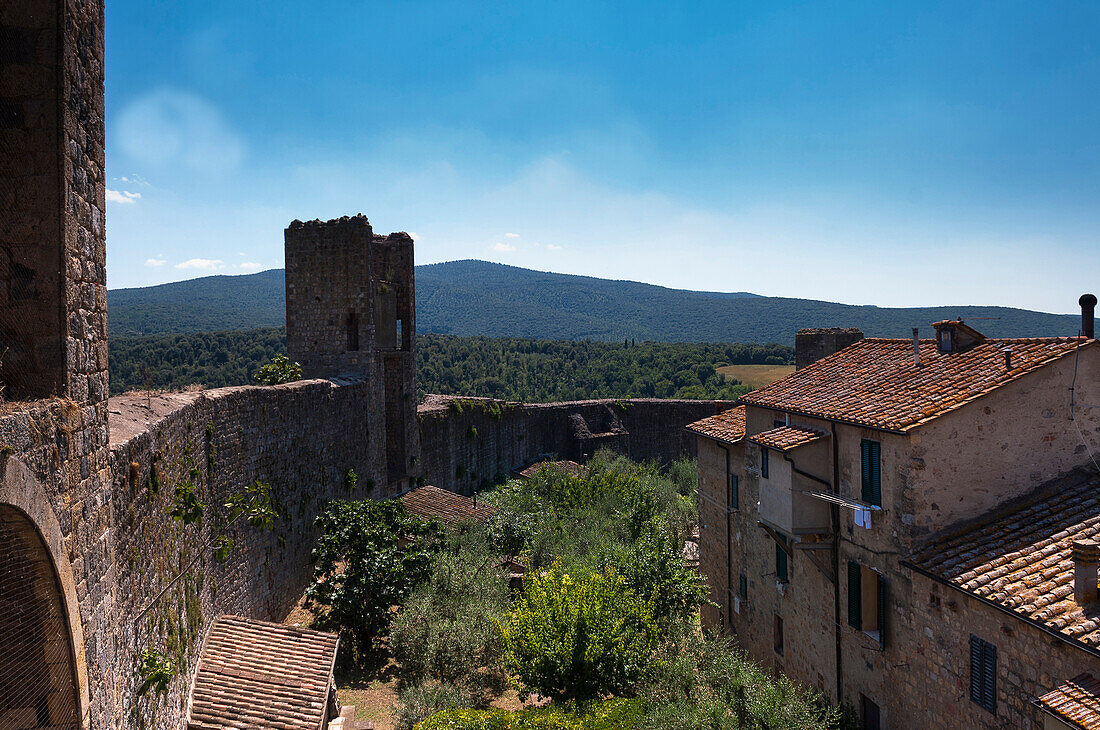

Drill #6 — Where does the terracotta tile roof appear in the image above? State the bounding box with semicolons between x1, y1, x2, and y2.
518;460;587;479
740;337;1093;431
908;467;1100;648
1036;673;1100;730
748;425;828;451
188;615;338;730
400;485;495;525
685;405;747;444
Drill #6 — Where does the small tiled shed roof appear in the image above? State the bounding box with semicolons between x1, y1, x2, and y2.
518;460;587;479
907;467;1100;648
740;337;1093;432
685;405;746;444
188;615;339;730
748;425;828;451
400;485;495;525
1035;673;1100;730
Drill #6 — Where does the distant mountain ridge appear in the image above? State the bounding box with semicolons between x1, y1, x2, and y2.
107;260;1079;344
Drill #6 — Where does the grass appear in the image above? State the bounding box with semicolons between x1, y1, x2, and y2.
717;363;794;389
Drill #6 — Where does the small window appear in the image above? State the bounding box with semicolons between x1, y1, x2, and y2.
860;440;881;506
969;635;997;714
728;473;739;510
346;311;360;351
859;695;881;730
847;561;886;647
773;614;784;655
396;318;403;350
776;534;789;582
760;447;770;478
774;419;786;428
739;573;748;600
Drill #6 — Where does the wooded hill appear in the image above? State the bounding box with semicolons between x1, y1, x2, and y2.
107;261;1079;343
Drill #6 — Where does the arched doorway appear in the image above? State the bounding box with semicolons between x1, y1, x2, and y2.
0;504;81;729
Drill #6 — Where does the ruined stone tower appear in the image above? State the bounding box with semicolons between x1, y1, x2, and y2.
284;216;421;489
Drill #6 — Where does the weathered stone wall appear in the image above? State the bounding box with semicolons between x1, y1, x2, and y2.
418;396;736;494
794;327;864;370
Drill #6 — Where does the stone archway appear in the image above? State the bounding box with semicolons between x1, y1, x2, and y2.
1;457;89;729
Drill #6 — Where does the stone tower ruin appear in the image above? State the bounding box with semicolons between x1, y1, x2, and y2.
284;216;421;489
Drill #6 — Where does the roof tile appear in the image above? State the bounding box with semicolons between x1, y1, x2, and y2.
685;405;746;444
400;485;495;525
741;337;1093;431
748;425;828;451
1036;673;1100;730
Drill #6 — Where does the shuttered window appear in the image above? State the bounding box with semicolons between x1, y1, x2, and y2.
760;447;769;478
969;635;997;713
775;534;788;582
860;440;881;506
847;561;862;630
847;562;887;648
728;473;739;510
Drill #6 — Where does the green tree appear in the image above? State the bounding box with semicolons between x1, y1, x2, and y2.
305;499;436;665
501;563;658;702
253;353;303;385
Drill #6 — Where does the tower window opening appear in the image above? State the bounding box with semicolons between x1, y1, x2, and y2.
346;311;360;351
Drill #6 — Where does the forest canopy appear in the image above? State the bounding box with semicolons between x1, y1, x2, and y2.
108;328;793;401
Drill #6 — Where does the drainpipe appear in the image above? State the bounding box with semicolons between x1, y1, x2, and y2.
830;421;843;706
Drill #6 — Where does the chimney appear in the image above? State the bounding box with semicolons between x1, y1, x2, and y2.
912;328;920;366
1081;294;1097;339
1072;539;1099;606
1003;348;1012;371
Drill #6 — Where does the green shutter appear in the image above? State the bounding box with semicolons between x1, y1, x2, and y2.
969;635;997;713
729;474;739;509
861;440;882;506
739;573;748;600
761;448;769;478
847;561;862;629
969;636;982;705
876;573;887;648
776;540;788;582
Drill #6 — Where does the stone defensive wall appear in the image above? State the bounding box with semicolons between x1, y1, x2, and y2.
418;395;738;493
1;378;390;729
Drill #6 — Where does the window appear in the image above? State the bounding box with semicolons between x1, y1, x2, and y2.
860;440;881;506
773;614;784;655
847;561;886;647
760;447;770;478
969;635;997;714
774;419;786;428
396;319;403;349
776;534;789;582
728;473;739;510
346;311;360;351
739;573;748;600
859;695;881;730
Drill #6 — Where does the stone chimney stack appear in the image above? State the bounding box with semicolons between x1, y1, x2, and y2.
1081;294;1097;339
795;328;864;370
1072;538;1099;606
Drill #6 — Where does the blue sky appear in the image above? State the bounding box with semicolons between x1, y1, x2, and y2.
105;1;1099;313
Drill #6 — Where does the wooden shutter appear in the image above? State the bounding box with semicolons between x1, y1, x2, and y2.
739;573;748;600
728;473;739;509
776;539;788;582
861;441;872;502
969;635;997;713
870;441;882;506
876;573;887;648
761;448;769;478
847;561;862;629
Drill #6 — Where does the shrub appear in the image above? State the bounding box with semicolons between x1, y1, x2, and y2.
413;698;643;730
253;353;303;385
638;628;842;730
390;541;510;702
396;681;475;730
305;499;436;665
502;563;658;702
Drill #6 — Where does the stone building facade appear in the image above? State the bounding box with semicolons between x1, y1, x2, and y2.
691;320;1100;728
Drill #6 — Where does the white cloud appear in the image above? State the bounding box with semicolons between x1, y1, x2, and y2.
144;258;166;267
409;232;420;240
504;232;520;238
175;258;225;270
546;243;562;250
116;88;244;173
106;189;141;204
238;261;262;271
493;242;516;252
116;174;150;186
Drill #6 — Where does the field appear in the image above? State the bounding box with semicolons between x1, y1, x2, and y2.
717;363;795;389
